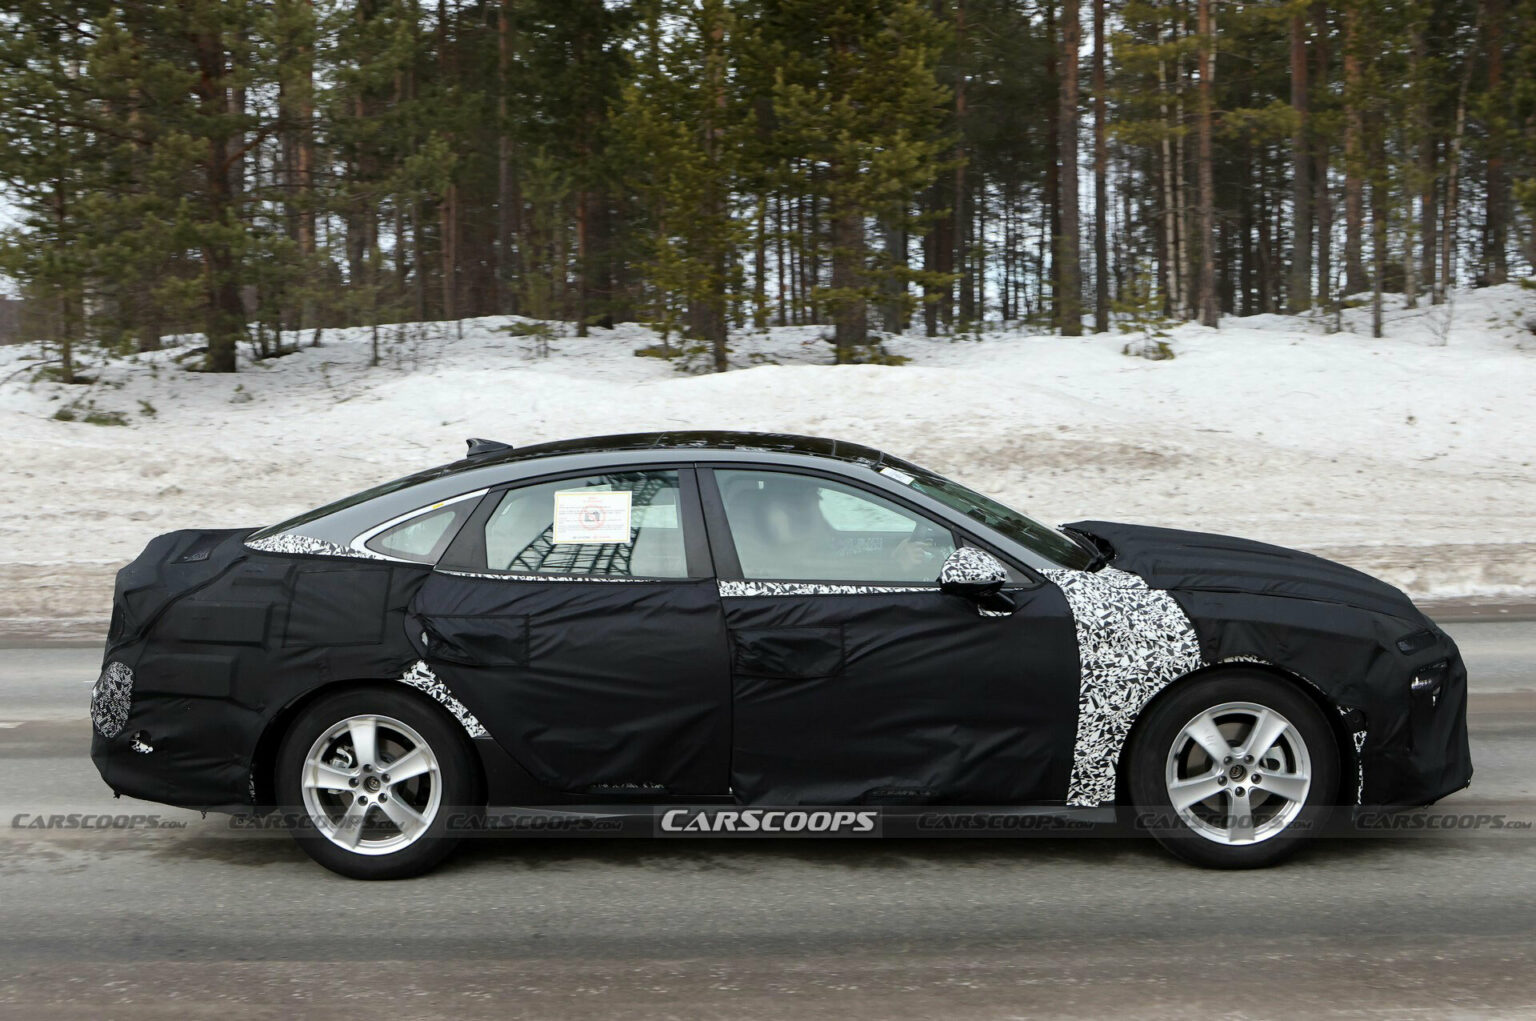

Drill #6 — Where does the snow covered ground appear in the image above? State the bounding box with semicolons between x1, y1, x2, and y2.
2;284;1534;638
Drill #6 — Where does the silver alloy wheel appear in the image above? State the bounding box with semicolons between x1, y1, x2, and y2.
1164;700;1312;846
300;713;442;856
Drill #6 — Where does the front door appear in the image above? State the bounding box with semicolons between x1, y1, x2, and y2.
701;466;1080;806
407;467;732;796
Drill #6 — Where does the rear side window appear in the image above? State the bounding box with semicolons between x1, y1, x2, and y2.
364;500;478;564
480;470;688;578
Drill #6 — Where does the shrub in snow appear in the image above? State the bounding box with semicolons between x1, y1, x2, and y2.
1115;280;1179;361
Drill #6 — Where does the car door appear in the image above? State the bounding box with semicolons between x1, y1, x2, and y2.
405;466;732;796
701;465;1080;806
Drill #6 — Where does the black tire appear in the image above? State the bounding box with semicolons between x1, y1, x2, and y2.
275;687;479;879
1127;669;1341;869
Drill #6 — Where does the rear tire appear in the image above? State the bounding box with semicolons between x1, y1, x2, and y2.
1128;670;1340;868
276;687;478;879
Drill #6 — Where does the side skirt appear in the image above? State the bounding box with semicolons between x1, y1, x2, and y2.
469;803;1120;838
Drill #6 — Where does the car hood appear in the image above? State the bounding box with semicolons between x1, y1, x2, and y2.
1063;519;1424;621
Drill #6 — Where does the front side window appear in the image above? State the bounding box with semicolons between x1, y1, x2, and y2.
879;465;1096;570
715;469;956;583
480;470;688;578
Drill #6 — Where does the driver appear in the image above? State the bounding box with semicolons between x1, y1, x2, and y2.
757;478;944;582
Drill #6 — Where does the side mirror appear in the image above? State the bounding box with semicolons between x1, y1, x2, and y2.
939;547;1015;613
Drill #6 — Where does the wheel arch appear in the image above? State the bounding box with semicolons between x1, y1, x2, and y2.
250;678;488;810
1113;660;1357;808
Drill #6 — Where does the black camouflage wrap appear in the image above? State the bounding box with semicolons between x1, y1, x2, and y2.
717;581;1079;805
404;572;733;796
89;529;490;811
90;507;1470;818
1065;520;1473;809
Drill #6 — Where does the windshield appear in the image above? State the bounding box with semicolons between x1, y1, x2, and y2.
879;465;1096;570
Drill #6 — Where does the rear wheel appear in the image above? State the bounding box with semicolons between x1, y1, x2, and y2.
276;688;477;879
1128;670;1340;868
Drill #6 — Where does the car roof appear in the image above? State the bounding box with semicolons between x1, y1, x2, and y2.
251;431;926;547
446;431;908;473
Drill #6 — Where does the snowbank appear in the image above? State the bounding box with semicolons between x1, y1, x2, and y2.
3;283;1533;637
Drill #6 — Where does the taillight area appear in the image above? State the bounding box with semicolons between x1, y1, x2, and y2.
1410;660;1450;701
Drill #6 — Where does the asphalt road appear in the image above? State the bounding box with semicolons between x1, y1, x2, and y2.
2;622;1535;1019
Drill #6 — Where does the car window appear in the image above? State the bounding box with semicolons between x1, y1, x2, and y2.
363;500;478;564
715;469;955;583
877;464;1095;570
481;470;688;578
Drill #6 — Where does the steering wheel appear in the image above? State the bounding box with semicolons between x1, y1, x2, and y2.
891;521;948;574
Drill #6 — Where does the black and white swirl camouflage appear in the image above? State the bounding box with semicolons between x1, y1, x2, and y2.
244;534;389;559
1044;566;1204;807
91;661;134;738
1338;705;1368;805
717;580;934;598
939;546;1007;587
399;660;488;738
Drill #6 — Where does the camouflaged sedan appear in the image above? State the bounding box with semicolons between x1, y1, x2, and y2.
91;432;1471;878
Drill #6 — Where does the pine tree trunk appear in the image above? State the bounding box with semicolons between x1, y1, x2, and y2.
880;216;907;333
923;176;954;336
497;0;516;312
1312;1;1332;312
1092;0;1109;332
1158;53;1178;316
1342;2;1368;294
701;4;728;371
1195;0;1218;328
1482;0;1508;284
1239;141;1254;314
955;0;972;329
441;183;458;322
755;192;769;330
1057;0;1082;336
830;200;867;358
1256;159;1273;313
1440;22;1476;298
196;26;242;373
1414;27;1440;303
575;188;589;334
1371;126;1387;337
1288;13;1312;313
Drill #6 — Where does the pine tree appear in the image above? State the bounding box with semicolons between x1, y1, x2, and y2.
769;0;953;360
619;0;748;371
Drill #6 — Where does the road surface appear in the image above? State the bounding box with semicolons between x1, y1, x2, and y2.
2;622;1535;1018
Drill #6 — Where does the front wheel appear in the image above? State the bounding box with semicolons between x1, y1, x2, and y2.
1128;670;1341;868
275;687;479;879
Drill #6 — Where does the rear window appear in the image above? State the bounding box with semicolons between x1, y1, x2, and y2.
364;501;478;564
247;463;478;542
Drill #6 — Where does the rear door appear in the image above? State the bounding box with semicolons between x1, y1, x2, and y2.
406;466;732;796
702;465;1080;806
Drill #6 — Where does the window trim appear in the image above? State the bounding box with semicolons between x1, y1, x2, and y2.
436;465;713;581
696;464;1032;587
350;488;488;564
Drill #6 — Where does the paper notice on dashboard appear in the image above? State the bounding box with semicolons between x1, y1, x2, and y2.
553;489;633;544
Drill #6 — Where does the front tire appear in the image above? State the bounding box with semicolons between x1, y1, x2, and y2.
1128;670;1341;868
276;687;478;879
